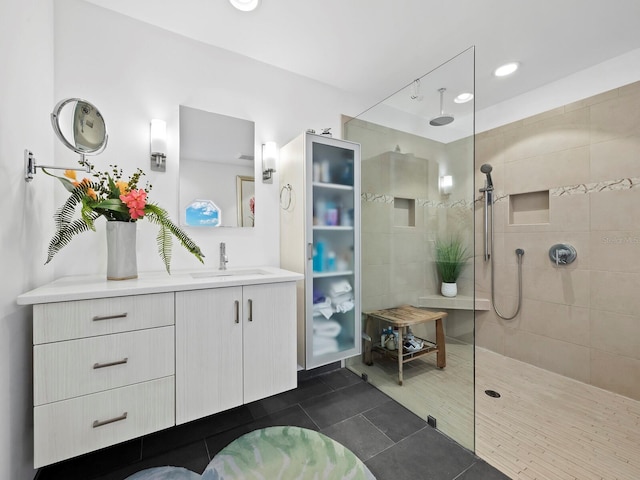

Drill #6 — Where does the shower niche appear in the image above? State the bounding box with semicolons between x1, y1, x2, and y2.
509;190;549;225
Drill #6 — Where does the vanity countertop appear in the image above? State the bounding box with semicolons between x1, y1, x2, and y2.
17;266;304;305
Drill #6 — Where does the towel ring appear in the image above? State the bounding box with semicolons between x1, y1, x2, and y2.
280;184;292;210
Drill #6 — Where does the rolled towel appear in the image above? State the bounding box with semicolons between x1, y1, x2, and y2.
313;318;342;338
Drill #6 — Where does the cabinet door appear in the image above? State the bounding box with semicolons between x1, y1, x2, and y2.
175;287;243;424
305;134;361;369
242;283;297;403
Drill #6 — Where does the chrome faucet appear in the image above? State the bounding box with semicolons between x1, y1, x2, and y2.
219;242;228;270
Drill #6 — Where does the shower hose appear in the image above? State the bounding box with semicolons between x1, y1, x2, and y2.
485;190;525;320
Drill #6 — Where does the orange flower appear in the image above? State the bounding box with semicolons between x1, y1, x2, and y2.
115;181;129;195
87;188;97;200
64;170;77;180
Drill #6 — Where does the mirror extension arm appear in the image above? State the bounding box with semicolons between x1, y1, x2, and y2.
24;149;91;182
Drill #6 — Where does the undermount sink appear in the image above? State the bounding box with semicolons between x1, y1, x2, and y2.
190;268;269;279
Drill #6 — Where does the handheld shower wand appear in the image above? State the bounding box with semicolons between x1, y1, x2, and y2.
479;164;494;261
479;163;525;320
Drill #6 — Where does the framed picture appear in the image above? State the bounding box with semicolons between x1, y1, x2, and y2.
236;175;255;227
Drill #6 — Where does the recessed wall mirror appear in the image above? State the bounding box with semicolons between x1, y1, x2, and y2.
179;106;256;228
51;98;108;157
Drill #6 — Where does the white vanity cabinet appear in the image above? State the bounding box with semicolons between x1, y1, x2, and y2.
18;268;302;468
175;282;297;424
32;293;176;468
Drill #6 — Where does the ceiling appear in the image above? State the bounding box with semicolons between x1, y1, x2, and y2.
85;0;640;114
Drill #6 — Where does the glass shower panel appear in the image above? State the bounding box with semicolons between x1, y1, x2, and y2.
344;47;475;450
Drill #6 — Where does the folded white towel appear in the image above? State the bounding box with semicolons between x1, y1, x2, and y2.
313;318;342;338
329;279;352;296
313;335;339;356
312;298;333;319
329;292;353;306
334;299;354;314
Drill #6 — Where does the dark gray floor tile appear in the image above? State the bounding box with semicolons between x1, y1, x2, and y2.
319;367;364;390
321;415;394;461
93;440;209;480
204;404;318;457
455;459;511;480
365;427;476;480
36;439;142;480
246;376;332;418
363;399;427;443
300;381;389;428
142;405;254;458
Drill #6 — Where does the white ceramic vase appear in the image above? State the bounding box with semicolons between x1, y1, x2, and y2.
106;221;138;280
441;281;457;297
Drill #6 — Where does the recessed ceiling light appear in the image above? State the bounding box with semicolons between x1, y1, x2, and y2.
229;0;260;11
494;62;519;77
454;92;474;104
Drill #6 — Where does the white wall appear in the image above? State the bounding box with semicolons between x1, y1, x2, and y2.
51;0;368;277
1;1;54;478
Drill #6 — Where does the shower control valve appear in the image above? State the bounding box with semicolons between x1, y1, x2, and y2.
549;243;577;266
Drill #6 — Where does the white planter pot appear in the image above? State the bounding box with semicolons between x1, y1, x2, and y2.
106;221;138;280
441;282;457;297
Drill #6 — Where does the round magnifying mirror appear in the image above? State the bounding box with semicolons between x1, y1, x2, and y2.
51;98;108;156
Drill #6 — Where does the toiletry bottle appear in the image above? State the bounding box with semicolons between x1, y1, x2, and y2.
314;241;325;272
313;162;321;182
327;251;336;271
321;160;331;183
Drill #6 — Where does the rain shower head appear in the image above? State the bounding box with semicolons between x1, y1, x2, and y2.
429;88;454;126
480;163;493;189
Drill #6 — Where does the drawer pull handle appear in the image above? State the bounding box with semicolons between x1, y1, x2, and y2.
248;299;253;322
92;412;128;428
234;300;240;324
92;313;128;321
93;358;128;369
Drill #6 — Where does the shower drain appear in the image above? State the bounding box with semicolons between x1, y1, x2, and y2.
485;389;501;398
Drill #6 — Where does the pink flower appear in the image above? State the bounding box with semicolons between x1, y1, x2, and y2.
249;196;255;215
120;189;147;220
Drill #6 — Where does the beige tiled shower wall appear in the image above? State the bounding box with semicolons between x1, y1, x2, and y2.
348;116;475;344
475;80;640;401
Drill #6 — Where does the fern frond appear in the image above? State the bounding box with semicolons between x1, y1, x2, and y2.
156;224;173;274
45;212;100;264
144;204;205;273
53;185;88;230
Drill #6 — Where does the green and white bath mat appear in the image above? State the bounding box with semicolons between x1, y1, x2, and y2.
203;426;376;479
126;426;376;480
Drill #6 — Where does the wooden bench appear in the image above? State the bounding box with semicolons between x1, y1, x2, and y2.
363;305;447;385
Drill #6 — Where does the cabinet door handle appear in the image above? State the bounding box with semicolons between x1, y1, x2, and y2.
248;299;253;322
92;412;128;428
307;243;313;260
93;357;128;369
234;300;240;324
92;313;128;321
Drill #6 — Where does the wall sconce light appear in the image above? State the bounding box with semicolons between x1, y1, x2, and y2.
150;119;167;172
262;141;278;183
440;175;453;195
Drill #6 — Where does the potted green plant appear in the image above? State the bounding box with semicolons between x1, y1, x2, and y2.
435;237;471;297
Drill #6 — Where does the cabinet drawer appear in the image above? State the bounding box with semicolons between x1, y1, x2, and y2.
34;326;174;406
34;376;174;468
33;293;174;344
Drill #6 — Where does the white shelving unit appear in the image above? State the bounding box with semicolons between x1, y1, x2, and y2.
280;133;361;369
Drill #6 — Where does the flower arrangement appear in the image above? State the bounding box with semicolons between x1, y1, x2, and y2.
435;236;471;283
44;165;204;273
